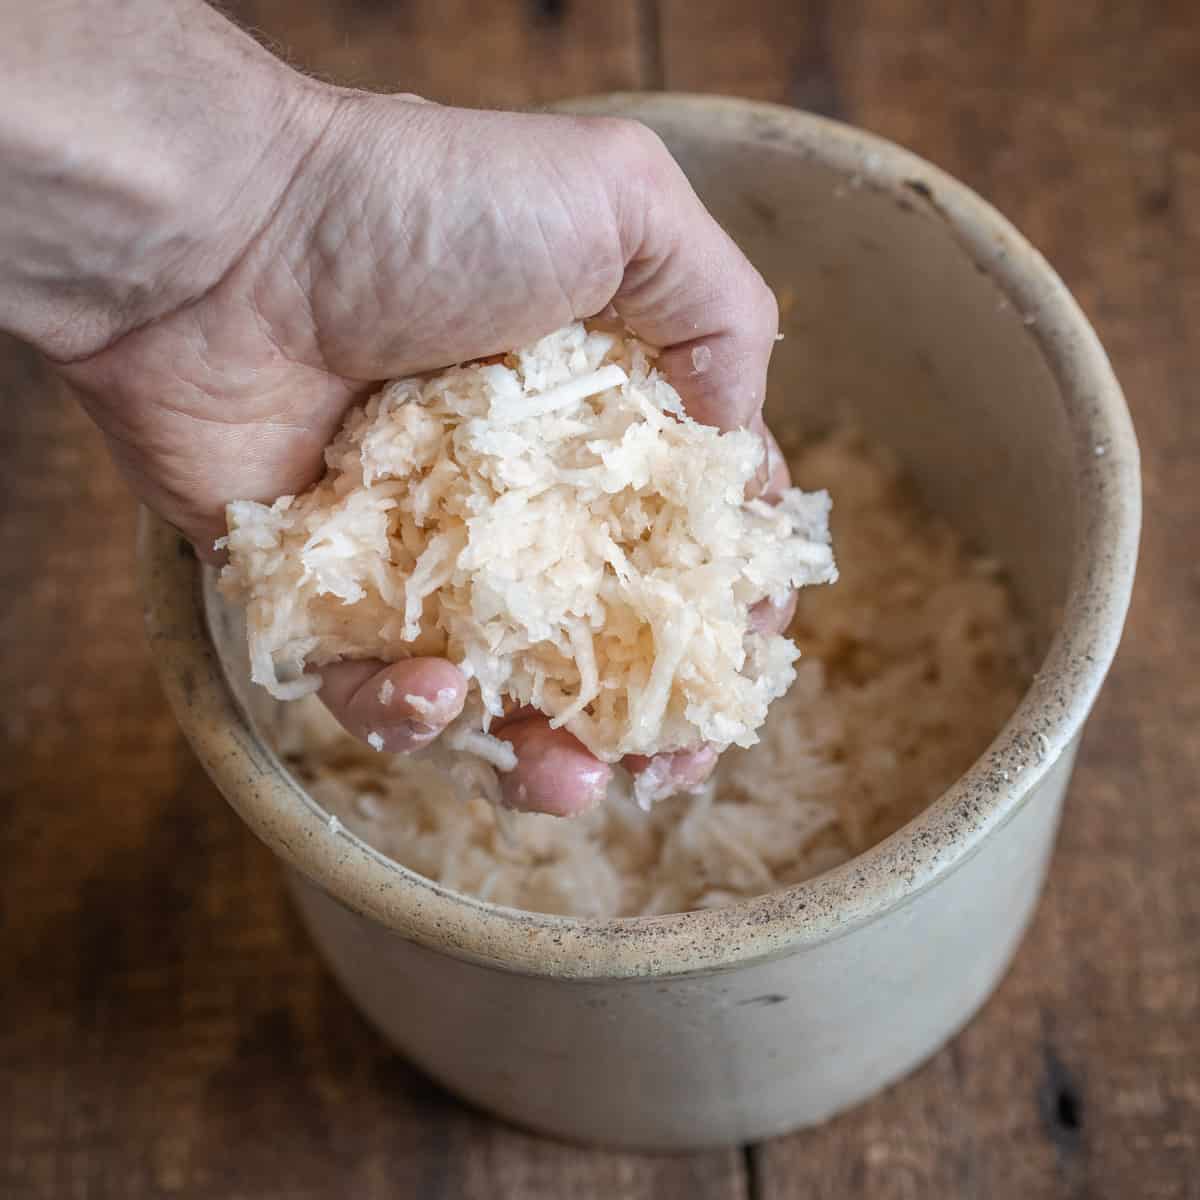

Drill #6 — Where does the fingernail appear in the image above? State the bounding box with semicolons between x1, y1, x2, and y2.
669;746;718;790
749;595;780;633
399;685;461;725
393;719;438;745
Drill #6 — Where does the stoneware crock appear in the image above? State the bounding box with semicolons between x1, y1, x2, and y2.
139;95;1140;1149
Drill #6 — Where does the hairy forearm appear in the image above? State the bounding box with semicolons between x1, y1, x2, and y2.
0;0;316;361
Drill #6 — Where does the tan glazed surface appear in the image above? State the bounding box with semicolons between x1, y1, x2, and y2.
140;96;1140;1147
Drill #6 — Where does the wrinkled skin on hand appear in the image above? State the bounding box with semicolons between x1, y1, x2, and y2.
56;83;789;814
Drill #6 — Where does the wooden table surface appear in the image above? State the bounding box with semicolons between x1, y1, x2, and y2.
2;2;1197;1197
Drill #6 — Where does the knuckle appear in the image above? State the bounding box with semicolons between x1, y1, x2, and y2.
572;116;681;261
581;116;672;180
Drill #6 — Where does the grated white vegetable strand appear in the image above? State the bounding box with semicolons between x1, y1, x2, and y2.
268;431;1028;919
220;322;837;764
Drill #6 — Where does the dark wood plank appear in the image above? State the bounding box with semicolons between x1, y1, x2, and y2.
658;2;1200;1198
0;372;752;1200
223;0;646;105
0;2;747;1198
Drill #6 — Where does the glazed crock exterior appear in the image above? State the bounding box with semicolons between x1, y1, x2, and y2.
140;95;1140;1148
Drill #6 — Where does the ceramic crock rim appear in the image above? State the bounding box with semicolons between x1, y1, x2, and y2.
139;93;1141;981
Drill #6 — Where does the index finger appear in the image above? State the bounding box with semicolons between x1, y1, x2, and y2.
600;120;780;432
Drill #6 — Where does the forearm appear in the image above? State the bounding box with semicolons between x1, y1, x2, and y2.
0;0;315;362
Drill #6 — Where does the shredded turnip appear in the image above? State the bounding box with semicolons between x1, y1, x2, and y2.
220;322;837;766
262;431;1029;918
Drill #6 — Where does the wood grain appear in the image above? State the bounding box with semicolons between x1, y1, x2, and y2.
0;5;744;1198
2;2;1197;1198
223;0;646;104
0;356;749;1200
658;2;1200;1197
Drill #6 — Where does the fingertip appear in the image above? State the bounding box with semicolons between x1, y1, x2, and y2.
318;657;467;753
669;745;719;789
625;746;719;808
376;658;468;723
497;719;612;817
749;591;799;637
656;332;770;434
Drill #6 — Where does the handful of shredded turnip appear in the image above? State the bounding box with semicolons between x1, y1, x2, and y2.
219;322;836;770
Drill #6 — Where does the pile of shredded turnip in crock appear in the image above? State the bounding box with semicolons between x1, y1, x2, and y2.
219;322;837;766
261;431;1028;918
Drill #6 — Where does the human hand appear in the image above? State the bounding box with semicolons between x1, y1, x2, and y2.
3;1;787;814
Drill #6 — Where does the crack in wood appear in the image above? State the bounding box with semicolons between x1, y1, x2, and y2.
638;0;665;89
530;0;567;24
1039;1042;1084;1154
742;1142;764;1200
